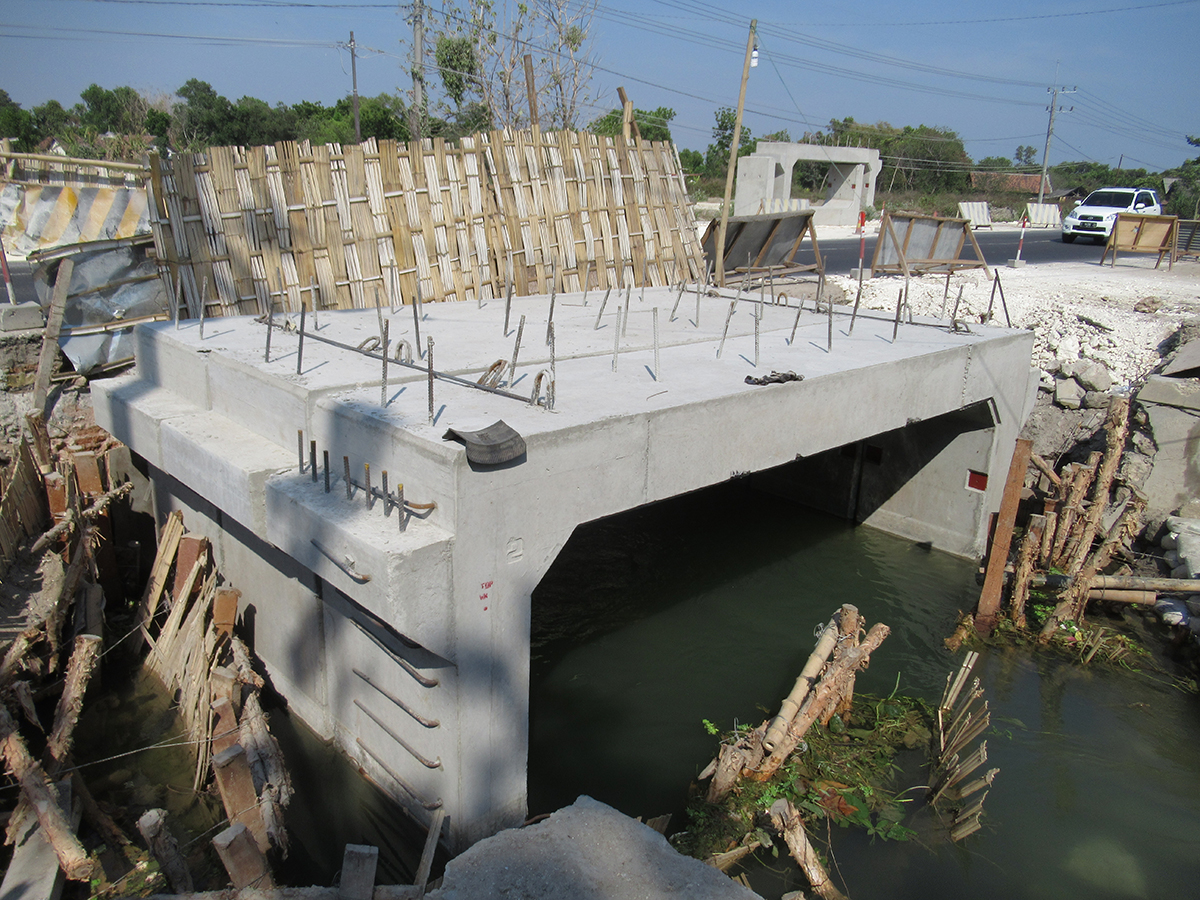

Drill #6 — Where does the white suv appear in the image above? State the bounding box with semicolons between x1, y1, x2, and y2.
1062;187;1161;243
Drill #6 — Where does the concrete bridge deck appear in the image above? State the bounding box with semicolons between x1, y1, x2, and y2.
93;285;1035;851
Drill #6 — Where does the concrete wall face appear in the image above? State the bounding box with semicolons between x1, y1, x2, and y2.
93;293;1034;851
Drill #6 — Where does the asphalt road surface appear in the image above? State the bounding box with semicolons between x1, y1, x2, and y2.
793;226;1109;275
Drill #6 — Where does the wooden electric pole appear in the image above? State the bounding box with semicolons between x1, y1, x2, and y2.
1037;84;1075;206
715;19;756;288
350;31;361;144
410;0;425;140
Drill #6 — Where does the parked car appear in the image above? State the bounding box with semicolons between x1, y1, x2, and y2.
1062;187;1161;243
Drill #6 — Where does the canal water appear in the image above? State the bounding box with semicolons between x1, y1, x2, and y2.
528;480;1200;899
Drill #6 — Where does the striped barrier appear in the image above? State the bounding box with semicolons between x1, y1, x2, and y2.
1023;202;1061;228
956;201;993;229
0;183;150;257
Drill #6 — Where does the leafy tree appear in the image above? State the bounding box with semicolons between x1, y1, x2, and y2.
436;35;479;110
0;90;37;150
33;100;71;139
1015;144;1037;167
704;106;754;178
678;148;704;173
78;84;148;135
588;106;675;143
977;155;1012;169
823;116;969;192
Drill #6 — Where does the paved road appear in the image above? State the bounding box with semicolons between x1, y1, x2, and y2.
791;226;1110;275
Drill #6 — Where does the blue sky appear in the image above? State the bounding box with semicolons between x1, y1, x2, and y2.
2;0;1198;171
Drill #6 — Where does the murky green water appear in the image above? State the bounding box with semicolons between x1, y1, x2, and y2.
528;482;1200;899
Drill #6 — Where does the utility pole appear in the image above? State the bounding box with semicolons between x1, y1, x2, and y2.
1037;83;1075;206
409;0;425;141
715;19;756;288
350;31;361;144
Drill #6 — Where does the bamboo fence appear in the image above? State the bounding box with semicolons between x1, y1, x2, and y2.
147;130;704;319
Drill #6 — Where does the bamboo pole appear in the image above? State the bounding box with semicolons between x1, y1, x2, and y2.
1051;452;1101;567
0;706;94;881
755;623;890;780
1060;397;1130;574
767;799;846;900
762;611;841;753
1008;514;1046;628
139;809;195;893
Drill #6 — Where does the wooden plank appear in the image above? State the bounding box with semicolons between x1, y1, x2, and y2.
32;259;73;415
975;438;1033;634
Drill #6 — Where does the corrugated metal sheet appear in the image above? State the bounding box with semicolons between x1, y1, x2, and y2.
0;183;150;257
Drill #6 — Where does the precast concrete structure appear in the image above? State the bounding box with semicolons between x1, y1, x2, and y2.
735;143;881;226
93;286;1035;852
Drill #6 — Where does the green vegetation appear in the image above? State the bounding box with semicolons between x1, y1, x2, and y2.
676;692;931;863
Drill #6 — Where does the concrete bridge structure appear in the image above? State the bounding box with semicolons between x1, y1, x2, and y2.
93;285;1035;852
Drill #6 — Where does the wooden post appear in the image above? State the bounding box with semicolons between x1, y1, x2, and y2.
975;437;1032;634
212;744;269;851
138;809;194;893
414;807;446;898
213;587;240;639
212;823;274;890
714;20;757;288
617;87;641;142
767;799;846;900
339;844;379;900
1008;514;1046;628
210;697;240;757
43;634;102;771
33;259;74;416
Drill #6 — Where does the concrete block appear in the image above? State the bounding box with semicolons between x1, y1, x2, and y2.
1055;378;1084;409
338;844;379;900
212;823;274;890
133;324;211;410
0;301;44;332
209;354;309;451
159;410;294;536
1006;258;1027;268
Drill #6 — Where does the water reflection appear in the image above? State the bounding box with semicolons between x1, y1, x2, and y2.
529;483;1200;899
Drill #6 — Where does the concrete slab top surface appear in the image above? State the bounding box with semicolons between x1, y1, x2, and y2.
149;286;1030;447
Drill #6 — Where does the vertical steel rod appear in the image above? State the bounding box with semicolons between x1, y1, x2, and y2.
849;265;865;335
581;260;591;306
611;308;621;371
653;307;660;380
754;308;760;366
718;298;736;359
264;306;273;362
622;285;631;336
365;463;372;509
382;471;389;514
375;284;385;338
508;314;525;385
199;275;207;340
504;276;513;335
297;430;304;474
549;321;556;385
670;279;685;321
344;456;352;500
311;276;319;329
892;288;904;341
427;337;435;424
310;441;317;483
323;450;330;493
296;303;306;375
594;287;611;330
824;274;832;351
413;281;423;357
381;318;390;407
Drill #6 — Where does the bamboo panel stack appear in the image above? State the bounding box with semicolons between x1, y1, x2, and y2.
148;130;705;318
0;440;47;580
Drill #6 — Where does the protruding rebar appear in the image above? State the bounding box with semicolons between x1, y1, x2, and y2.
365;463;372;509
397;482;407;532
264;305;273;362
310;440;318;483
549;321;556;384
581;260;591;306
622;285;631;336
652;307;660;381
545;271;556;346
892;287;904;341
594;286;611;330
823;273;832;351
375;284;385;339
427;337;435;424
323;450;330;493
311;276;319;329
754;307;760;367
297;429;305;474
670;279;685;321
413;281;423;357
381;318;390;407
296;303;306;375
382;470;389;514
344;455;352;500
849;265;865;335
199;275;207;340
717;297;736;359
790;300;803;345
612;308;621;371
508;314;526;386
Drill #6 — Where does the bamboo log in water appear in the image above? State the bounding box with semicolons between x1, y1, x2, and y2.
1060;397;1130;574
1009;515;1046;628
768;799;846;900
139;808;195;893
761;612;841;753
1051;453;1101;567
755;623;891;780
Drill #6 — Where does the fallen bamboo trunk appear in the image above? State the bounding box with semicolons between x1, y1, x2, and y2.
1061;398;1130;574
768;799;846;900
1092;574;1200;592
1040;492;1145;641
1087;588;1156;605
1030;453;1061;488
762;612;841;753
1051;456;1100;567
0;706;93;880
29;481;134;553
135;510;185;649
6;633;104;845
831;604;862;721
703;840;764;872
1008;514;1046;628
755;623;890;780
706;725;764;803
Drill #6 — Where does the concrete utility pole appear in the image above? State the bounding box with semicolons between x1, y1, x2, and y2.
410;0;425;140
715;19;757;288
350;31;361;144
1037;84;1075;206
